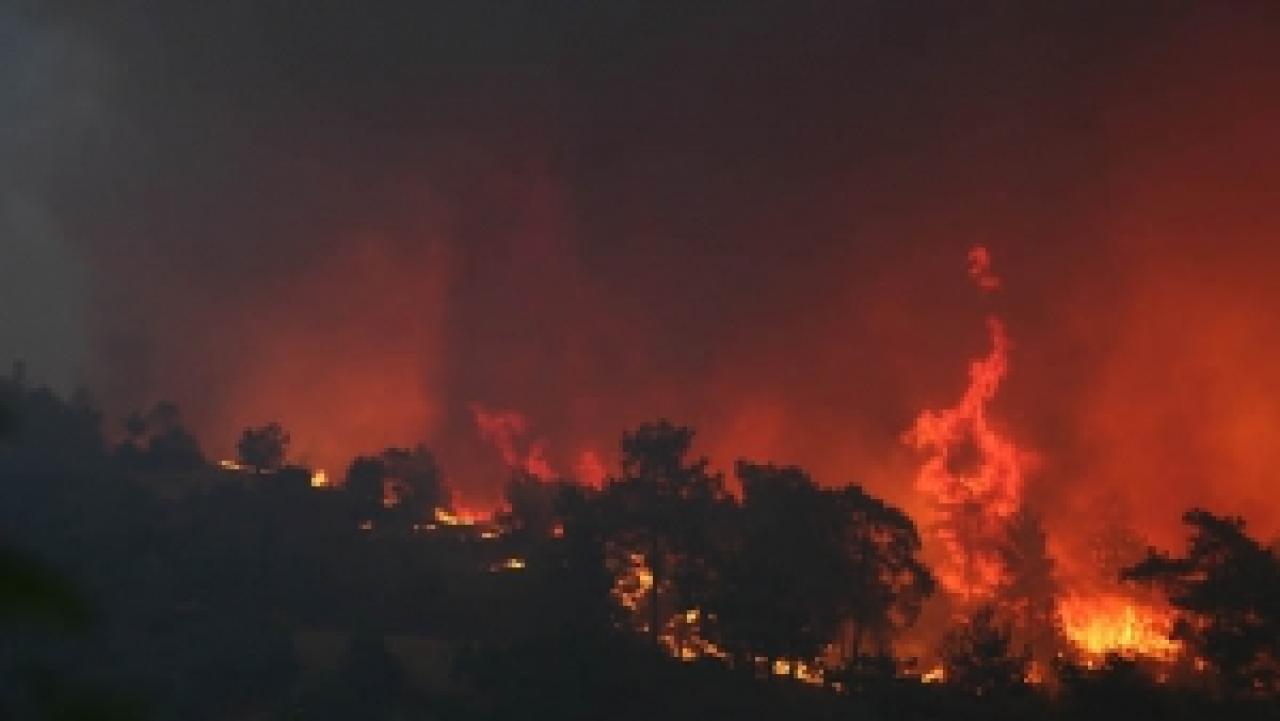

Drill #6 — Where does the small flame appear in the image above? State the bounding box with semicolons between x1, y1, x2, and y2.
434;507;488;526
921;665;946;684
488;557;526;572
310;469;329;488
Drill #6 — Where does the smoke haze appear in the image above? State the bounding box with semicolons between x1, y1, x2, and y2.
5;1;1280;543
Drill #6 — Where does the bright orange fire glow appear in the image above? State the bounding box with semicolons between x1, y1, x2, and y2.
904;246;1029;600
433;506;489;526
1057;594;1182;662
611;552;654;614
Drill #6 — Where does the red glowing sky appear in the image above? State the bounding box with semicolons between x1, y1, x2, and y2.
4;3;1280;544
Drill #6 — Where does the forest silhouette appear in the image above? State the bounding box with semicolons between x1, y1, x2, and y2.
0;364;1277;720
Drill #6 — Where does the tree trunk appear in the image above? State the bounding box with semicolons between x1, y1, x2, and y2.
650;535;661;648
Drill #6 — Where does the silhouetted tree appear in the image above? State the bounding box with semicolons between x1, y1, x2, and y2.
383;444;448;523
997;506;1060;664
601;421;726;646
345;454;387;524
713;462;846;670
835;484;936;661
941;604;1030;696
235;421;290;472
0;367;105;473
344;445;448;532
115;401;204;471
1123;509;1280;696
499;471;560;545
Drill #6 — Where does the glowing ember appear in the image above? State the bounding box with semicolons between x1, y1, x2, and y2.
904;246;1030;600
770;658;825;685
660;608;730;663
611;552;654;613
488;557;526;572
1057;594;1182;662
434;507;487;526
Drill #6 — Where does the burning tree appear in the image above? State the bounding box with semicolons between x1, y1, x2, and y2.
600;421;728;646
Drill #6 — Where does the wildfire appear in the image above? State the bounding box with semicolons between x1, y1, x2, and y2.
470;403;609;488
609;556;831;682
1057;594;1183;662
310;469;329;488
904;246;1029;600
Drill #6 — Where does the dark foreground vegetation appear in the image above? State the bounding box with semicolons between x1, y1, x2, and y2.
1;365;1277;720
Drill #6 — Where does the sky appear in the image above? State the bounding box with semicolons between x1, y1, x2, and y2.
4;1;1280;543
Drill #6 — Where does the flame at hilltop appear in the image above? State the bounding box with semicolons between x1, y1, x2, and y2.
905;246;1029;600
469;403;608;487
907;246;1186;665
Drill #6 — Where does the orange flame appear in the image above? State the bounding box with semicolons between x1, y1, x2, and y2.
1057;594;1183;662
904;246;1029;600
